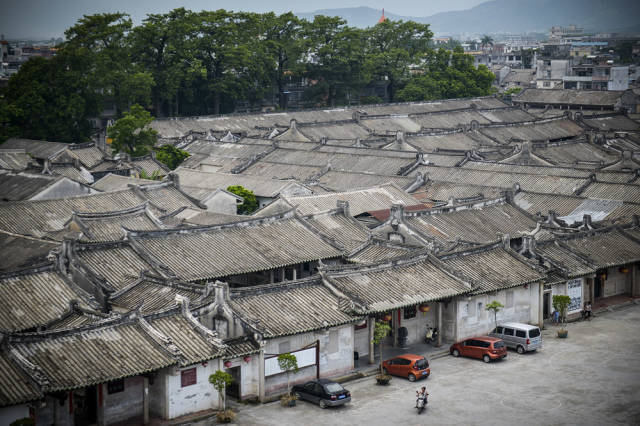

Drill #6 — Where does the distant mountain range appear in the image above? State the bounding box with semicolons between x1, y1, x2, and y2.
297;0;640;35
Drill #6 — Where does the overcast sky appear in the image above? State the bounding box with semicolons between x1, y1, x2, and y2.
1;0;486;39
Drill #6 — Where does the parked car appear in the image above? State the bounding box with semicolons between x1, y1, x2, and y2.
382;354;430;381
292;379;351;408
449;336;507;363
489;322;542;354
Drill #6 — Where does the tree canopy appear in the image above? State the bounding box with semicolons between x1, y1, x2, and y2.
1;9;497;144
226;185;258;214
107;104;157;156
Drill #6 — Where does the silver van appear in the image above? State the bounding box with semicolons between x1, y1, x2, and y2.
489;322;542;354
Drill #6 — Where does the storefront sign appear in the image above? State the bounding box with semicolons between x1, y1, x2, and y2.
567;279;582;313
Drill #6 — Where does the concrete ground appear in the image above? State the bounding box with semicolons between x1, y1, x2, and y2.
202;303;640;426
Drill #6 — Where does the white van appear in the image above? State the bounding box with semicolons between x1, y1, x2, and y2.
488;322;542;353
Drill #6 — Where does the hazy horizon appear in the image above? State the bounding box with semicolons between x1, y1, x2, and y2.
0;0;486;39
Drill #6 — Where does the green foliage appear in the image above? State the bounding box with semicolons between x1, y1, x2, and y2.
396;48;494;102
365;20;433;102
485;300;504;330
480;35;494;49
209;369;234;411
139;170;163;180
360;95;384;105
553;295;571;329
153;145;190;170
503;87;523;97
373;320;392;373
107;104;157;156
0;53;100;143
226;185;258;215
277;353;299;393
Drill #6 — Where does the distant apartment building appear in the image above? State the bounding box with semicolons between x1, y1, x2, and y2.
549;25;584;43
563;56;629;91
535;59;570;89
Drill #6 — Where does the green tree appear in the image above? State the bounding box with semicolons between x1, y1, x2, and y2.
0;53;100;143
480;35;494;51
107;104;157;156
552;295;571;330
397;47;494;102
209;370;234;411
365;20;433;102
226;185;258;215
277;353;299;394
64;13;150;117
373;320;391;374
305;16;369;107
130;8;203;117
259;12;308;110
485;300;504;331
153;145;190;170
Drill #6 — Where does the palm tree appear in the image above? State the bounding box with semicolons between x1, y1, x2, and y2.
480;35;494;51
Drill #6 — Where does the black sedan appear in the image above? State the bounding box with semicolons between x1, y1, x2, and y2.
292;378;351;408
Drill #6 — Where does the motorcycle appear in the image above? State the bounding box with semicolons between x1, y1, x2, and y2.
425;326;439;345
416;394;428;414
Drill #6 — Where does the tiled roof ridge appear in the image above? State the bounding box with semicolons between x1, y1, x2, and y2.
152;95;504;123
42;300;112;330
230;143;278;174
109;271;204;300
292;213;348;252
126;207;298;238
71;201;150;219
6;347;50;391
229;275;322;297
0;262;56;280
68;141;97;150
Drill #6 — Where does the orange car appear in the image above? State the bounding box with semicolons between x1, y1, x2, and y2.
382;354;430;381
449;336;507;363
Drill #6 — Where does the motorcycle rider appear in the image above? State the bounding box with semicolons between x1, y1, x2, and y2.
415;386;428;407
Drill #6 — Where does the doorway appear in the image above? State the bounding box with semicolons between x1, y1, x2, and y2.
226;367;240;399
73;386;97;426
543;292;551;319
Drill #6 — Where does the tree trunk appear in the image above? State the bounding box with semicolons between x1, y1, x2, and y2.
379;343;383;374
213;91;221;115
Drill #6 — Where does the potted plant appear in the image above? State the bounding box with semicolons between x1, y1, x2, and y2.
373;320;392;385
209;370;235;423
277;353;299;407
552;295;571;338
485;300;504;332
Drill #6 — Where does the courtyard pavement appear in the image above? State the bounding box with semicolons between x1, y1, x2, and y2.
203;302;640;426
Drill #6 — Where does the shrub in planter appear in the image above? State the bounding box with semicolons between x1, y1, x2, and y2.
216;409;236;424
280;392;298;407
376;373;392;385
557;329;568;338
552;295;571;338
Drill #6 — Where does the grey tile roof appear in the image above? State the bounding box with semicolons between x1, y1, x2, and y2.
558;228;640;268
0;183;195;237
1;138;68;160
128;214;343;282
68;143;105;168
514;88;625;107
578;182;640;203
405;201;538;246
0;266;95;332
437;244;545;295
416;165;588;195
296;122;370;140
347;239;417;263
534;141;619;166
70;204;163;242
9;318;177;391
73;241;156;292
131;156;170;176
0;171;63;201
323;252;471;313
276;183;421;216
477;108;537;123
241;161;324;180
0;149;36;170
0;230;58;273
111;276;204;314
92;174;156;192
174;168;310;198
410;110;491;129
301;210;371;252
360;116;422;133
407;132;498;152
0;352;42;407
582;115;640;131
478;119;583;144
229;277;358;338
314;171;414;192
418;180;504;202
534;241;596;278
